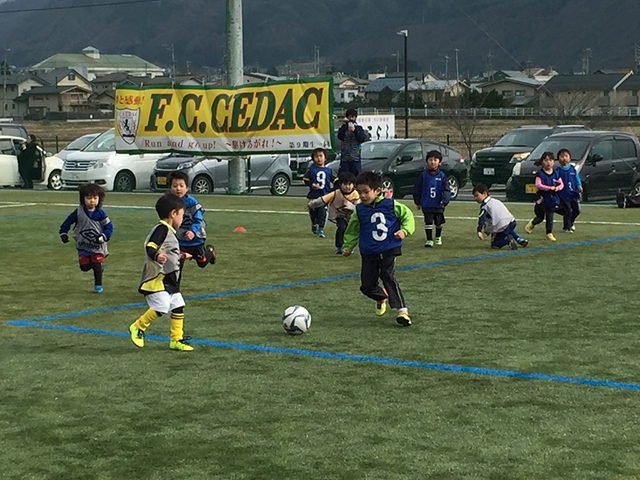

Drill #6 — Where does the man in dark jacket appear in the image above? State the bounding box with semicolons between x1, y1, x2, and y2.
18;134;37;189
337;108;368;176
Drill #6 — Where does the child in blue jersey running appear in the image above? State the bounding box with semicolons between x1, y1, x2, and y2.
412;150;451;247
555;148;582;233
303;147;337;238
525;151;564;241
59;183;113;293
168;171;216;270
342;171;415;326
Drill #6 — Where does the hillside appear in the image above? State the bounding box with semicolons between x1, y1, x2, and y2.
0;0;639;76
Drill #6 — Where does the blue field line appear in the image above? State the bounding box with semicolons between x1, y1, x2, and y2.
13;232;640;324
5;232;640;392
9;319;640;392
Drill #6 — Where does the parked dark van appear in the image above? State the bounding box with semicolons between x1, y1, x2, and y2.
506;131;640;202
470;125;588;188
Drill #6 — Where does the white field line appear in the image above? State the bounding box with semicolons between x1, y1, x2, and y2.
0;202;38;209
2;201;640;226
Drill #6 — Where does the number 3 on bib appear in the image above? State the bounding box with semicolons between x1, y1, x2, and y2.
370;212;388;241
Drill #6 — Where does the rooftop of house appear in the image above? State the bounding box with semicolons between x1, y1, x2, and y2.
543;73;628;91
31;47;163;72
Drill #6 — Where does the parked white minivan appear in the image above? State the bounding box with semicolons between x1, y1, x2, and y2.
61;128;163;191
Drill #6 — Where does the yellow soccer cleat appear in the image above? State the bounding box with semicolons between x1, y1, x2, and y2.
129;323;144;348
546;233;557;242
169;339;194;351
375;299;387;316
396;312;412;327
525;221;535;234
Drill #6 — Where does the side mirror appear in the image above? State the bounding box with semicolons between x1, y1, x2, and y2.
588;153;603;165
398;155;412;164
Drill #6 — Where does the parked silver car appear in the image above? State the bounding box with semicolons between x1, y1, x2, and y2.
54;133;100;161
151;153;292;195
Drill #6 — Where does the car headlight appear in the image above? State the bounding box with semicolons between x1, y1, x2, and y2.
91;159;110;169
512;162;522;176
509;152;530;164
177;162;193;170
470;153;477;165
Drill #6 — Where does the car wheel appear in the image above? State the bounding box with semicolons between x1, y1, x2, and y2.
114;171;135;192
192;175;213;194
382;177;395;196
447;175;459;200
270;173;290;196
632;182;640;196
47;169;62;190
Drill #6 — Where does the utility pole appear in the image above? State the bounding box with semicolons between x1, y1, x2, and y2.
2;48;9;118
2;48;9;119
391;51;400;73
454;48;460;81
487;51;494;81
444;54;450;79
314;45;320;76
226;0;246;194
582;48;592;75
397;30;409;138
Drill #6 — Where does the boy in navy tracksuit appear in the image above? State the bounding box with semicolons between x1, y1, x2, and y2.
342;171;415;326
303;147;337;238
412;150;451;247
168;171;216;270
555;148;582;233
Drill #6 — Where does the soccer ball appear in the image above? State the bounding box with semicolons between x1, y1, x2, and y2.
282;305;311;335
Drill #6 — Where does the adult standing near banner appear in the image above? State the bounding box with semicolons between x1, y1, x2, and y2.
337;108;367;177
18;134;38;189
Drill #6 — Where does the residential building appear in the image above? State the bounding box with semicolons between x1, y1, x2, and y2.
539;73;633;113
0;74;46;118
404;79;469;106
478;76;542;106
30;46;164;80
333;75;368;103
17;85;92;119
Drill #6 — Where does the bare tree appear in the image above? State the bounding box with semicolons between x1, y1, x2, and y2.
541;90;603;126
441;94;486;160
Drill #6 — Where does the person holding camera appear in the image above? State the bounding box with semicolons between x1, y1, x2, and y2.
18;134;38;189
337;108;368;177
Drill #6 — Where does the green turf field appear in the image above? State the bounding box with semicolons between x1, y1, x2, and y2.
2;189;640;479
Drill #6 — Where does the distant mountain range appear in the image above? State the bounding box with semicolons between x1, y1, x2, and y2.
1;0;638;77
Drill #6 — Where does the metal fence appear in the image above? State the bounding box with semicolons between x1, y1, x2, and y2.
354;107;640;118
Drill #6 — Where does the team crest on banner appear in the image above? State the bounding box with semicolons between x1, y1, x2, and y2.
116;108;140;145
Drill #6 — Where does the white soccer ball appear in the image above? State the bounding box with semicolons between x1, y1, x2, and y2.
282;305;311;335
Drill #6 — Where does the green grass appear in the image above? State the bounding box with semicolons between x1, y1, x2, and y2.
2;189;640;479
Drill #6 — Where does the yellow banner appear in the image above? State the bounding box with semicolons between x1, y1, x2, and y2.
114;78;334;155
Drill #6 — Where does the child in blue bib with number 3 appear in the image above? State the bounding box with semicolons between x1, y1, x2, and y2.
342;171;415;327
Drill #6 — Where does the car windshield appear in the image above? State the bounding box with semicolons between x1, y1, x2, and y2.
527;137;591;162
494;130;550;147
83;129;115;152
361;142;400;160
65;134;96;151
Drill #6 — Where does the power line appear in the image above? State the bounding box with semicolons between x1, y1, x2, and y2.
0;0;160;14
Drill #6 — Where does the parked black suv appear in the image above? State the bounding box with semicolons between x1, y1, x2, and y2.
506;131;640;202
326;139;468;199
470;125;588;188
